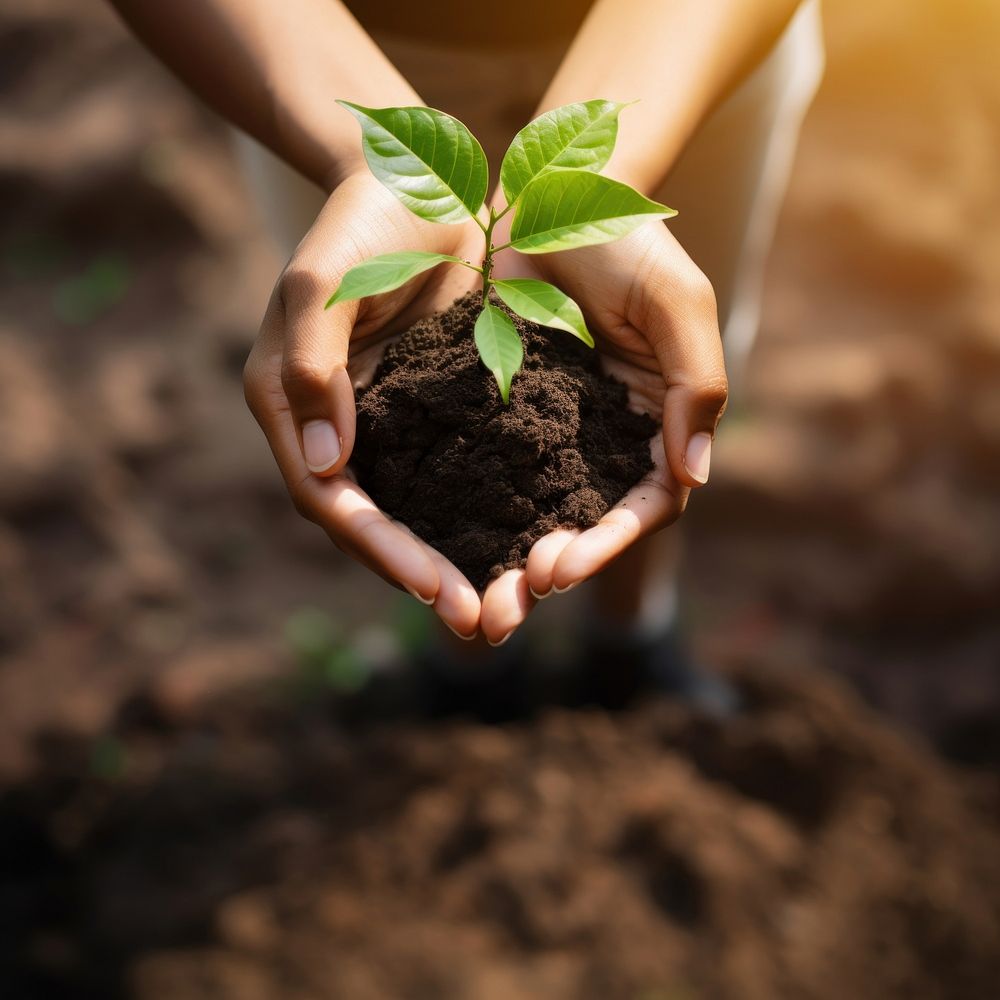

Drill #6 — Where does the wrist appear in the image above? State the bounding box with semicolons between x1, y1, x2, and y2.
321;151;369;194
600;134;683;197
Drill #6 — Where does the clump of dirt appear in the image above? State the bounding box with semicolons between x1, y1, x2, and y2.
352;293;656;589
3;664;999;1000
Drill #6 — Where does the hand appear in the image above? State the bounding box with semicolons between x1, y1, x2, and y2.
244;171;486;639
490;222;728;622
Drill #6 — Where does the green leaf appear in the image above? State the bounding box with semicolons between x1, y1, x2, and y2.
500;99;627;204
509;169;677;254
338;101;488;224
324;251;467;308
474;304;523;404
492;278;594;347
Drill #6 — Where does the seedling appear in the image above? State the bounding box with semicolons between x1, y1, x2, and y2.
326;100;676;403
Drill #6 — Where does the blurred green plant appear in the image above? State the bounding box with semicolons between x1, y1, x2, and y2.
284;606;369;694
52;252;131;325
390;593;433;657
283;592;443;702
89;734;128;782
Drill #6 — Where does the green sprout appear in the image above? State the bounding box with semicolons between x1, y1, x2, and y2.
325;100;676;404
284;606;369;693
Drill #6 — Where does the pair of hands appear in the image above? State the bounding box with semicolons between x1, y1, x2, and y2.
243;171;728;644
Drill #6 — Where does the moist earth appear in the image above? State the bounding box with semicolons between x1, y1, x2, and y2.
4;665;999;1000
352;293;656;589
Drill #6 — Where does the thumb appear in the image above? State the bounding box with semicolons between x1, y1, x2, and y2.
661;366;728;489
640;252;728;489
278;262;359;478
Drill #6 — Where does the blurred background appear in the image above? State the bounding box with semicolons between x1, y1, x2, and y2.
1;1;998;997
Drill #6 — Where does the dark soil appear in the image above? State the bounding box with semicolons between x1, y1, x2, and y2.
353;293;656;589
4;665;1000;1000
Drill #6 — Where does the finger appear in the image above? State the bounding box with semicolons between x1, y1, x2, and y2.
316;480;440;601
275;180;415;479
389;519;482;640
525;528;579;600
552;440;688;590
246;364;440;601
430;555;482;640
278;264;359;479
638;233;729;491
480;569;536;646
433;564;482;639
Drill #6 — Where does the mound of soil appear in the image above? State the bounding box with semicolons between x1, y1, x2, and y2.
352;294;656;589
3;664;999;1000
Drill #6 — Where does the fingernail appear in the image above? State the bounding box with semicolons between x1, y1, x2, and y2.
529;586;552;600
488;629;514;648
445;621;477;641
552;581;578;595
405;586;435;606
302;419;341;473
685;432;712;485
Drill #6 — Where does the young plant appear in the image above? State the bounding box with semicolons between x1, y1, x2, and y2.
326;100;677;404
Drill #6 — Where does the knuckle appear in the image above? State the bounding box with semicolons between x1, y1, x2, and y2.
693;374;730;413
242;357;260;412
281;352;329;397
637;259;719;334
287;481;317;522
242;346;267;411
682;267;717;312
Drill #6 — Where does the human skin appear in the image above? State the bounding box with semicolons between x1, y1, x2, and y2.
110;0;803;643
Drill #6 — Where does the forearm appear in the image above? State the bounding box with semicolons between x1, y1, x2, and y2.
536;0;803;193
109;0;418;190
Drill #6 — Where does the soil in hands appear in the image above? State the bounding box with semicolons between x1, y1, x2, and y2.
352;293;657;589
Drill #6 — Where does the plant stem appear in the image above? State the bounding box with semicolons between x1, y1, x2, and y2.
481;207;499;304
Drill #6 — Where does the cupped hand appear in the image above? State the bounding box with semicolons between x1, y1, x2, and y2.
244;171;487;639
245;172;726;646
488;222;729;628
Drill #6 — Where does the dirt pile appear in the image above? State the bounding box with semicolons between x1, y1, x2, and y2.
353;293;655;590
3;665;998;1000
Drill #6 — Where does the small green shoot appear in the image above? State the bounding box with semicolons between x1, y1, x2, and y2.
326;100;676;404
89;734;128;781
284;606;369;694
53;252;131;325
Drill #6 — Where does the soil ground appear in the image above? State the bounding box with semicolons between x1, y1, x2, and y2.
1;1;999;998
4;666;1000;1000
